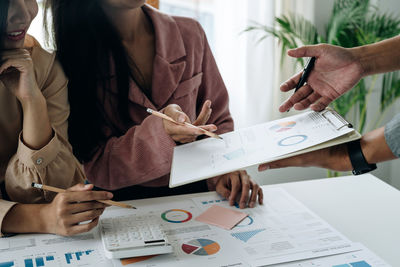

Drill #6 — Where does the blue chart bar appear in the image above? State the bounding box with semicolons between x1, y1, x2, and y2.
35;257;44;267
24;259;33;267
75;252;83;261
0;262;14;267
65;253;73;264
65;250;94;264
45;256;54;261
333;261;371;267
350;261;371;267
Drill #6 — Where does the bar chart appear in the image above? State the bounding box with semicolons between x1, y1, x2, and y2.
0;262;15;267
65;250;94;264
24;255;55;267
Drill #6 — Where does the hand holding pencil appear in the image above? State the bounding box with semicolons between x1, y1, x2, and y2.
148;101;222;143
32;183;135;209
29;183;117;236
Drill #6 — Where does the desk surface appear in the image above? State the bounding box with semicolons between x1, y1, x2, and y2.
127;173;399;266
269;173;400;266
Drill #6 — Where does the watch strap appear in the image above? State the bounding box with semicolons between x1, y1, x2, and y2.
347;140;377;175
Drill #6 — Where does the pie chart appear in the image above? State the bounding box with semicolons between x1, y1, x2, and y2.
278;135;308;146
181;239;220;256
161;209;192;223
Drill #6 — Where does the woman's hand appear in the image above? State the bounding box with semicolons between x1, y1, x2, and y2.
42;184;113;236
0;49;41;104
0;49;53;149
163;100;217;143
215;170;263;209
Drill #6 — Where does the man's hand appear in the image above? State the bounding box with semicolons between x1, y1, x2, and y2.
279;44;364;112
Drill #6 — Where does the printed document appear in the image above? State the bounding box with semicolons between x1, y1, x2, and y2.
170;109;360;187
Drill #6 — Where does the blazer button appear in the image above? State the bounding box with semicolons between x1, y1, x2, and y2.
36;158;43;165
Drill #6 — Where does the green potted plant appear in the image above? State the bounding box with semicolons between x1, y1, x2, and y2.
245;0;400;176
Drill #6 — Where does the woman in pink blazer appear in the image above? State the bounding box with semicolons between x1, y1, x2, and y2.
44;0;263;208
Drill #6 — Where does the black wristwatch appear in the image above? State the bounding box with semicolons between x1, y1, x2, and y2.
347;140;377;175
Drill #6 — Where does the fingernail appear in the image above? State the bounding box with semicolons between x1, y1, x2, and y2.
206;101;211;108
84;184;92;189
178;115;185;123
250;202;255;208
107;192;113;198
240;202;245;209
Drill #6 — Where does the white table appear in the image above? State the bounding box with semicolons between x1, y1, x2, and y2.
265;173;400;266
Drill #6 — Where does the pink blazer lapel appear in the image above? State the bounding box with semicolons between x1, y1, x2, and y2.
143;5;187;109
151;56;186;109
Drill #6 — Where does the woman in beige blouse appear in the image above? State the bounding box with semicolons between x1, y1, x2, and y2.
0;0;112;236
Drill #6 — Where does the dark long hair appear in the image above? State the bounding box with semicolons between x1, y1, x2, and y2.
0;0;10;51
43;0;147;162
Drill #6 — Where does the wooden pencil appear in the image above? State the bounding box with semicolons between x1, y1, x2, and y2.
32;183;136;209
146;108;223;140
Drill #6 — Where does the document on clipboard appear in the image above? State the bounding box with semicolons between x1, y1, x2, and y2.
170;108;361;188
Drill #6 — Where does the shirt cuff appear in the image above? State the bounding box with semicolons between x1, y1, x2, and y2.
0;200;17;237
16;130;61;171
384;114;400;158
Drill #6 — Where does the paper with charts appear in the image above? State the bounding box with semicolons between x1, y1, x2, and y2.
0;230;112;267
0;188;385;267
170;109;358;187
270;243;391;267
109;188;360;266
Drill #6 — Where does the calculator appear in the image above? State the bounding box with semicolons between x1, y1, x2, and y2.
100;214;173;259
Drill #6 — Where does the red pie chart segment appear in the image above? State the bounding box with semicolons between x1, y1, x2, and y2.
181;239;220;256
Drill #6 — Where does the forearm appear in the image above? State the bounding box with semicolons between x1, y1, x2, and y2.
85;115;176;190
352;36;400;76
2;204;48;234
21;93;53;150
361;127;397;164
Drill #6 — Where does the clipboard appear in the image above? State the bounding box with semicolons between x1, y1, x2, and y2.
170;109;361;188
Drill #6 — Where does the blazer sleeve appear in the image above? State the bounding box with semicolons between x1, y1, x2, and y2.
83;114;177;190
195;21;234;190
5;56;85;204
